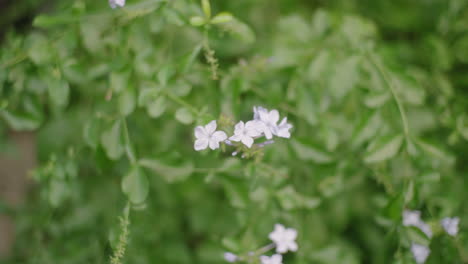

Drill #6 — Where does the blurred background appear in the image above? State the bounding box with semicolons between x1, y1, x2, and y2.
1;0;468;263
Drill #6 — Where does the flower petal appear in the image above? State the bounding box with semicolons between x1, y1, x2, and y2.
194;126;207;139
285;228;297;240
241;136;254;148
288;241;298;252
212;131;227;142
234;121;245;132
204;120;217;134
268;109;280;124
209;139;220;150
194;138;209;151
275;243;288;254
229;134;243;142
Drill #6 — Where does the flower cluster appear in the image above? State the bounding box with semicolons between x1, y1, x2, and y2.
223;224;298;264
403;210;461;264
194;106;292;154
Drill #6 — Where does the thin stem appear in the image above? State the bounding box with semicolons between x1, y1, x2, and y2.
253;243;276;255
367;53;410;139
1;53;28;69
122;118;137;164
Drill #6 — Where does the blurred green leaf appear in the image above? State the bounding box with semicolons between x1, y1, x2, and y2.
211;12;233;24
100;120;124;160
122;166;149;205
290;139;334;164
139;158;194;183
175;108;194;124
119;88;136;116
364;134;403;163
146;97;167;118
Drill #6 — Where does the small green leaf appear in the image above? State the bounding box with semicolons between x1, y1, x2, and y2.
179;45;202;74
47;77;70;108
290;139;334;164
383;192;404;221
110;72;129;94
175;108;194;124
139;159;194;183
1;110;42;131
364;134;403;163
157;66;175;86
122;166;149;205
84;118;101;149
27;34;53;65
201;0;211;18
146;97;167;118
190;16;206;27
211;12;233;24
138;87;159;106
415;138;455;165
276;185;321;210
406;226;431;246
100;120;124;160
119;88;136;116
352;111;382;147
364;91;391;108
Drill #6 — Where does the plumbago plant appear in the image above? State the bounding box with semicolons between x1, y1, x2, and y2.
1;0;468;263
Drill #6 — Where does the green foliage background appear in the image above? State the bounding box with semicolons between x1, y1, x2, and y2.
1;0;468;263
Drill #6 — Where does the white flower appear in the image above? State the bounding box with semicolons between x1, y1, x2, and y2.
411;243;430;264
253;106;279;139
403;210;432;238
268;224;298;254
194;120;227;151
224;252;238;263
229;121;262;148
253;106;292;139
109;0;125;8
275;117;292;138
260;254;282;264
403;210;422;227
441;217;459;237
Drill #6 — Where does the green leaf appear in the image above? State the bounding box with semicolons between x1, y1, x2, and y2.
138;87;160;106
406;226;431;246
328;56;360;100
47;77;70;108
122;166;149;205
179;45;202;74
201;0;211;18
110;71;129;94
211;12;233;24
119;88;136;116
383;192;403;221
189;16;206;27
157;66;175;86
415;138;455;165
27;34;53;65
146;97;167;118
218;19;256;44
276;185;321;210
364;134;403;163
84;117;101;149
139;159;194;183
352;111;382;147
48;179;69;208
100;120;124;160
175;108;194;124
222;179;248;209
364;91;391;108
1;110;42;131
290;139;334;164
